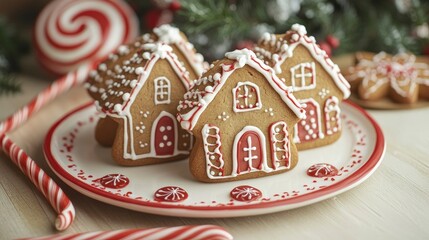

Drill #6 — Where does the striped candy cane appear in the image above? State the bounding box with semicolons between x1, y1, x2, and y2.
0;63;93;230
23;225;233;240
1;0;139;231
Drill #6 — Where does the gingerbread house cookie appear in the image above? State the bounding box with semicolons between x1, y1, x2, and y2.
254;24;351;150
177;49;306;183
85;25;205;166
345;52;429;104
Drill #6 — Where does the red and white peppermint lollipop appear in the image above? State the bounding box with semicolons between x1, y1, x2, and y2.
34;0;139;75
0;0;139;231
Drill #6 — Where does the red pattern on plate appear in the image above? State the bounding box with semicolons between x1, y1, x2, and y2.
307;163;339;178
98;174;130;189
44;100;385;215
154;186;188;202
230;185;262;202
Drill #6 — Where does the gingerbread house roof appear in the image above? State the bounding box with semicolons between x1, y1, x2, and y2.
177;49;306;131
85;25;205;117
254;24;351;98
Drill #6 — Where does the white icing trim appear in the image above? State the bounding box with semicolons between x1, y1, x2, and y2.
256;24;351;99
232;82;263;113
153;24;205;76
293;98;324;143
202;124;226;179
154;77;171;105
290;62;316;91
324;96;341;135
270;121;291;170
177;49;305;131
232;126;271;177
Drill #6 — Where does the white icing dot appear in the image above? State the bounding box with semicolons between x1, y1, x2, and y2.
213;73;221;81
205;86;213;92
312;133;317;138
301;121;306;126
98;63;107;71
167;126;172;131
159;143;165;148
160;126;165;132
122;93;130;101
114;104;122;113
166;141;172;146
130;80;138;88
210;171;215;175
135;67;144;75
163;135;168;141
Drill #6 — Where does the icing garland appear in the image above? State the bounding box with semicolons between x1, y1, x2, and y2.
202;124;225;178
269;121;291;170
324;96;341;136
177;48;305;131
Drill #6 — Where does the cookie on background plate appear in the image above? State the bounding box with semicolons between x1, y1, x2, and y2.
344;51;429;105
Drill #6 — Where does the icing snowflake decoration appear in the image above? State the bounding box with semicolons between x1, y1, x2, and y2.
307;163;338;178
230;185;263;202
98;174;130;189
154;186;188;202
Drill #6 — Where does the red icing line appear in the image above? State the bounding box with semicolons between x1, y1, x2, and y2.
230;185;262;202
154;186;188;202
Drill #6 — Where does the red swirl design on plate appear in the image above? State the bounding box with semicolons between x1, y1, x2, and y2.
154;186;188;202
307;163;339;178
98;174;130;189
230;185;262;202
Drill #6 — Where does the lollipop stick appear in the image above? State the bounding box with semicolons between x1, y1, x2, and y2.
0;63;94;230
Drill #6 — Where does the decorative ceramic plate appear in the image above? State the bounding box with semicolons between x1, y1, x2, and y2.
44;101;385;217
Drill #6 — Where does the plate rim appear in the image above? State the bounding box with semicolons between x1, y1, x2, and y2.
44;100;385;214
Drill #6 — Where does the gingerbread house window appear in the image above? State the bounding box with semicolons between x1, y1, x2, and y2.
154;77;171;105
233;82;262;112
290;62;316;91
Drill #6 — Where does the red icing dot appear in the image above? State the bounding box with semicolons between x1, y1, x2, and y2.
230;185;262;202
99;174;130;189
154;186;188;202
307;163;338;178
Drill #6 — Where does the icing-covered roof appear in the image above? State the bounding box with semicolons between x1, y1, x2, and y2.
177;49;306;131
254;23;351;98
85;25;205;116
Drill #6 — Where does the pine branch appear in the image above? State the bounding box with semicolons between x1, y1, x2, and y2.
0;73;20;95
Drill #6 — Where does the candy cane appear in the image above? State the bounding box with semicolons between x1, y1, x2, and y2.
23;225;233;240
0;64;93;230
0;0;139;231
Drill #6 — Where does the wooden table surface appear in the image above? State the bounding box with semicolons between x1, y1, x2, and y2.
1;74;428;240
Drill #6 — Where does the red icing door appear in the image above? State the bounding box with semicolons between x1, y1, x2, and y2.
296;100;321;143
235;131;263;174
154;114;175;155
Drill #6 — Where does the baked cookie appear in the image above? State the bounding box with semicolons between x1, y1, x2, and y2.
254;24;351;150
345;52;429;104
177;49;306;183
85;24;205;166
